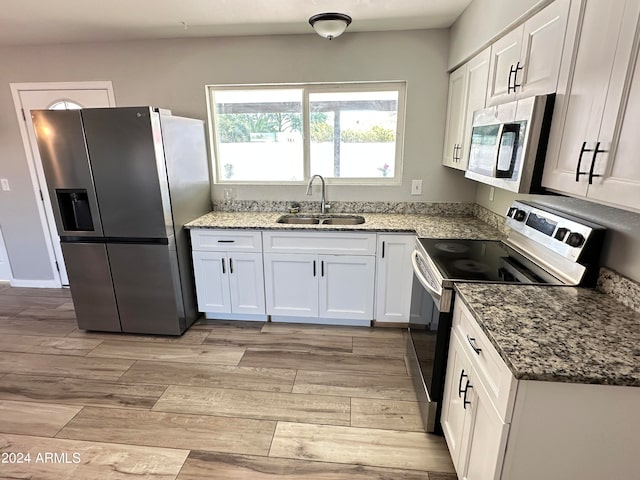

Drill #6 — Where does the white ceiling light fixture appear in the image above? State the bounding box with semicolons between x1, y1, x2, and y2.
308;12;352;40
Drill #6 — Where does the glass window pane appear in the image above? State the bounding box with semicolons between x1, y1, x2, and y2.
49;100;82;110
213;89;303;181
309;91;398;179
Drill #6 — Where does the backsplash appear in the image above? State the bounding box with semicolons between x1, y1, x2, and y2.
213;200;475;215
472;204;510;236
597;268;640;314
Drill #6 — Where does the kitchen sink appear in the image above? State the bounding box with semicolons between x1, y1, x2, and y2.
321;215;365;225
276;215;320;224
276;214;365;225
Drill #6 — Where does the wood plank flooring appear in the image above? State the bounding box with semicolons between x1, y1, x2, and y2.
0;285;455;479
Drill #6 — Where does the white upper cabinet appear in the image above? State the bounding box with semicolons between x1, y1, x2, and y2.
542;0;640;212
443;48;490;171
486;0;571;106
442;66;468;169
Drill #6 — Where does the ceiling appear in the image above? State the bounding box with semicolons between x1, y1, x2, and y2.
0;0;472;47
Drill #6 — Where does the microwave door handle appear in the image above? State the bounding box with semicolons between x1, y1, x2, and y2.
492;124;506;176
495;124;520;178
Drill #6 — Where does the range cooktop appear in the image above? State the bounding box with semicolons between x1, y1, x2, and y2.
417;238;563;285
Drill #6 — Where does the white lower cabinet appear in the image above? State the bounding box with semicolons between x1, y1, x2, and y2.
442;331;508;480
443;300;640;480
192;251;265;316
262;231;377;325
374;234;415;323
264;252;375;323
190;229;266;320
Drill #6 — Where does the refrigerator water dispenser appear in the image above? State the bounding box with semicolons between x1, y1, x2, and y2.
56;189;94;231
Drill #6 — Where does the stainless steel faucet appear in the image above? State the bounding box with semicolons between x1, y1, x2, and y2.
306;174;330;213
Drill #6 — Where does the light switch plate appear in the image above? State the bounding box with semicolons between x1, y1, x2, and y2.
0;179;9;192
411;179;422;195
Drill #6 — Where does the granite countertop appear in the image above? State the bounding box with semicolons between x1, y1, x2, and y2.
185;211;503;240
455;283;640;387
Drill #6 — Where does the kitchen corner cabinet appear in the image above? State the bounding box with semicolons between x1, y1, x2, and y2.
374;234;415;323
442;48;490;171
263;231;376;325
442;299;640;480
542;0;640;212
485;0;570;106
191;230;265;319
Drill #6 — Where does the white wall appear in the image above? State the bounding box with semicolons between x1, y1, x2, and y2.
0;30;478;282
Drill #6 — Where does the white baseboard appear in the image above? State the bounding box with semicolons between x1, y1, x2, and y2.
10;278;63;288
270;315;372;327
204;312;268;322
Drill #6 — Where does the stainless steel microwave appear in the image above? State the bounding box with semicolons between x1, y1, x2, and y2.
465;94;554;193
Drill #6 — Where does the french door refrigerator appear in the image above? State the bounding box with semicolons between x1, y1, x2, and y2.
32;107;211;335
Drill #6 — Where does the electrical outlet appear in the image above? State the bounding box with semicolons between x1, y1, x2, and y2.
489;187;495;202
0;179;9;192
411;179;423;195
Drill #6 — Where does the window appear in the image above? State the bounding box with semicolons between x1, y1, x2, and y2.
48;100;82;110
207;82;406;184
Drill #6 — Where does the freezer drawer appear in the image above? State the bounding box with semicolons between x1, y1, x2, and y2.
61;242;120;332
107;243;184;335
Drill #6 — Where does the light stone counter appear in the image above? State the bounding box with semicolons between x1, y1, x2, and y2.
185;211;503;240
455;283;640;387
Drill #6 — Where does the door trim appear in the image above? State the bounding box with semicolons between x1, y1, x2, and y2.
9;81;116;287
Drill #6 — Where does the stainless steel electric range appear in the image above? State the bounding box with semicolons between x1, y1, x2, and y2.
407;200;606;433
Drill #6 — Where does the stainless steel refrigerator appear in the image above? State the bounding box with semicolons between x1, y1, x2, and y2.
32;107;211;335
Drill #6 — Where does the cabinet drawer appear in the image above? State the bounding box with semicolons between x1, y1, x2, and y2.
453;301;516;421
191;229;262;252
263;231;376;255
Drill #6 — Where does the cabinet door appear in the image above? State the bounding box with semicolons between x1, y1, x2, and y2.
228;252;265;315
461;376;509;480
192;251;231;314
583;0;640;211
264;253;318;317
375;234;414;323
460;48;491;170
442;66;468;168
441;333;471;473
542;0;630;197
486;26;523;106
319;255;375;320
517;0;570;98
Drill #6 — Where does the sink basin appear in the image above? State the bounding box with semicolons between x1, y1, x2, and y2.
321;215;365;225
276;214;366;225
276;215;320;224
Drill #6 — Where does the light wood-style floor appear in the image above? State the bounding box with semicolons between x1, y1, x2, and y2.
0;283;456;479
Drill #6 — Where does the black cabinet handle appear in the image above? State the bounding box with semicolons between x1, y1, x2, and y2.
221;258;226;274
229;258;233;274
313;260;316;277
463;383;473;409
512;61;523;92
588;142;605;185
467;335;482;355
576;141;588;182
381;241;385;258
217;240;235;243
458;369;469;398
507;64;515;94
321;260;325;277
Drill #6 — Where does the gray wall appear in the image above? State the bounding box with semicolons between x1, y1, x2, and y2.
450;1;640;282
0;30;478;282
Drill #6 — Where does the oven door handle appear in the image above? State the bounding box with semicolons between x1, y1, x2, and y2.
411;250;442;301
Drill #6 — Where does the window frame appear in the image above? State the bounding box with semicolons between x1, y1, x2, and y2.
205;81;407;186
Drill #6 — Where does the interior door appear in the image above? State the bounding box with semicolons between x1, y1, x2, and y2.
14;84;115;286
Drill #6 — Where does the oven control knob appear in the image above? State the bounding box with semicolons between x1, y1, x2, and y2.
507;207;517;218
555;228;570;241
514;209;527;221
566;232;585;248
